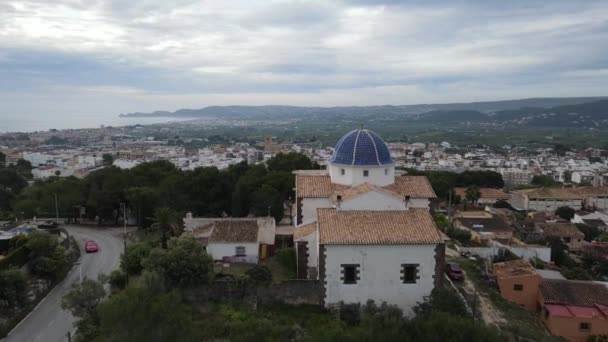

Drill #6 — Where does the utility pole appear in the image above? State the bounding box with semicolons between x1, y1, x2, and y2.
54;193;59;224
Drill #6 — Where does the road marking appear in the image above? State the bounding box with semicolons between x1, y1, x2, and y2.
47;319;55;327
34;334;42;341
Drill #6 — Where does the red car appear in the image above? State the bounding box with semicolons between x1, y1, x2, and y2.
446;262;463;280
84;240;99;253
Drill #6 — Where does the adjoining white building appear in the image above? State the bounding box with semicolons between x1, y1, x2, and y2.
183;215;276;263
293;128;444;315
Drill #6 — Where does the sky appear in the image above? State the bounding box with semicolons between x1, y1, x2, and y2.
1;0;608;122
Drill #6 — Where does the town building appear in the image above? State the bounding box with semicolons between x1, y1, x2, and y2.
493;259;541;311
453;210;514;242
510;187;608;211
536;223;585;252
454;187;510;205
510;188;584;211
293;128;444;315
183;214;276;263
540;279;608;342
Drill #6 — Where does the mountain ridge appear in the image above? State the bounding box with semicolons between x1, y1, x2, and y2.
119;96;608;119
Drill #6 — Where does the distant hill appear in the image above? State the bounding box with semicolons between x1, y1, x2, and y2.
414;99;608;128
119;97;608;120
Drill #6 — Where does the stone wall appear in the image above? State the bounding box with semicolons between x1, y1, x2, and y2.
184;279;323;306
258;280;323;305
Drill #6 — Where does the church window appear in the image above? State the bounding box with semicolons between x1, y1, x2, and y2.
363;170;369;177
235;246;246;256
341;264;360;284
340;168;345;175
401;264;419;284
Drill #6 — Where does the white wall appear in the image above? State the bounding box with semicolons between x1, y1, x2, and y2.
340;191;405;211
301;198;333;224
586;196;608;210
323;244;437;316
528;199;582;211
408;198;430;208
329;164;395;187
207;242;258;263
256;217;276;245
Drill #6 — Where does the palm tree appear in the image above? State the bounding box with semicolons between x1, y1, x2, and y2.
465;185;481;207
153;207;176;249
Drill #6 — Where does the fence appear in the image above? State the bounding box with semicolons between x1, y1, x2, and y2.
460;240;551;262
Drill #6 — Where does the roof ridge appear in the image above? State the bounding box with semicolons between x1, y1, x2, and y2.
363;129;381;165
351;129;362;166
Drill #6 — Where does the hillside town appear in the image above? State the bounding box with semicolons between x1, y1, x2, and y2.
3;127;608;341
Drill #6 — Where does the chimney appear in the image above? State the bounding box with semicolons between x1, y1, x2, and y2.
405;195;411;210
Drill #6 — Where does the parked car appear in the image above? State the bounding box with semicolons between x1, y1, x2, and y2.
446;262;463;280
84;240;99;253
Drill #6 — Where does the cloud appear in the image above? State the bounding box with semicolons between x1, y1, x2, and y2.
0;0;607;119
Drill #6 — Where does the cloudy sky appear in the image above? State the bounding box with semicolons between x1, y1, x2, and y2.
1;0;608;120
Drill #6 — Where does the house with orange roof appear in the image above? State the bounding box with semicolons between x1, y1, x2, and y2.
493;259;540;311
539;279;608;342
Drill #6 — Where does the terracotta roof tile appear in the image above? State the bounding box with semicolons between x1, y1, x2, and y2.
209;220;258;243
296;174;435;199
294;222;317;240
537;223;584;238
513;188;582;200
540;279;608;306
384;176;437;199
494;259;537;278
296;175;346;198
317;208;442;245
454;187;510;200
331;183;401;202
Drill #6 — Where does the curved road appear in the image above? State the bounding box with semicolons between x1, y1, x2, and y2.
3;225;123;342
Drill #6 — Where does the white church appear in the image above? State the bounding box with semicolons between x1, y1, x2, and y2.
293;128;445;315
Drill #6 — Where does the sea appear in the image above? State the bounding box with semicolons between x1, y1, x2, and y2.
0;113;185;133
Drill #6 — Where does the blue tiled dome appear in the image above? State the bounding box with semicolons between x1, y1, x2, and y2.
329;129;393;166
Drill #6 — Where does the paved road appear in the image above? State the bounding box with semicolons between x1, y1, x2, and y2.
3;226;123;342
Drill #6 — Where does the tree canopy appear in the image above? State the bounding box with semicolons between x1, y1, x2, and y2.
12;153;316;225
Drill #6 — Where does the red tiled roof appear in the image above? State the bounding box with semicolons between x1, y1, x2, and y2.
494;259;537;278
294;222;317;240
537;223;584;238
454;187;510;200
209;220;258;243
317;208;442;245
540;279;608;307
295;174;435;199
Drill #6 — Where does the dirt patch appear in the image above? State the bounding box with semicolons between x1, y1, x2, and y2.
459;268;506;326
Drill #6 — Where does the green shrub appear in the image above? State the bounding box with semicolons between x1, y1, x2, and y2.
109;269;127;290
245;265;272;286
274;248;296;277
121;242;152;275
